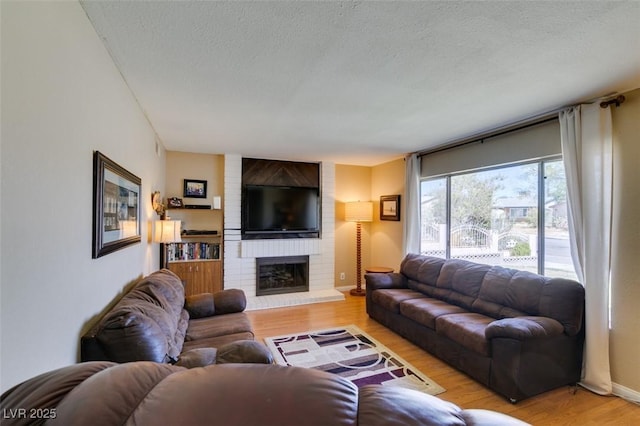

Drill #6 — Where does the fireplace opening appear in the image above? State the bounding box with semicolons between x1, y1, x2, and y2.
256;256;309;296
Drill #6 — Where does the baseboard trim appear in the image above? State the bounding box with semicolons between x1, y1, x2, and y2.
335;285;356;292
613;382;640;404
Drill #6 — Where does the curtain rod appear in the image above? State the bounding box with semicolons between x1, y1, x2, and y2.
600;95;625;108
415;93;626;158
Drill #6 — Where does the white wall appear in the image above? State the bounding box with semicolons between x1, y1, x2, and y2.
1;2;165;390
610;87;640;397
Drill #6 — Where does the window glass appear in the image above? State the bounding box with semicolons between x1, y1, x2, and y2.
450;164;538;272
543;160;576;280
419;159;577;280
420;178;446;258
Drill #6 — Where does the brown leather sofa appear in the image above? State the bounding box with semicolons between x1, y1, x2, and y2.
365;253;585;402
81;269;265;366
0;361;531;426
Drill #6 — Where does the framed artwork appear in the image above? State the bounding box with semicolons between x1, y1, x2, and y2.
92;151;141;258
184;179;207;198
380;195;401;221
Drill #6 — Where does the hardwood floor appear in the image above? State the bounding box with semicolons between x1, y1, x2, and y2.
246;292;640;425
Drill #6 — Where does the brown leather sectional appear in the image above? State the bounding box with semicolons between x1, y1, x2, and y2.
365;253;585;402
81;269;257;365
0;361;531;426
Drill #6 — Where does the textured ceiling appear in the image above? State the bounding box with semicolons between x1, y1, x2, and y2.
81;1;640;166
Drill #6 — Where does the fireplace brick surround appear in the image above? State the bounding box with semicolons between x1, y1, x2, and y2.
223;155;345;310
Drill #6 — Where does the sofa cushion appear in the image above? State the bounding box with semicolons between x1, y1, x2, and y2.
365;272;408;291
401;254;446;285
96;300;174;363
186;312;254;341
185;293;215;318
485;316;564;340
52;362;184;425
435;259;491;310
176;348;218;368
538;278;585;337
407;280;438;297
177;309;189;338
399;298;467;329
371;289;426;314
358;385;466;426
124;298;183;361
435;313;495;356
182;332;256;352
0;361;117;420
504;270;546;315
134;269;185;319
216;340;274;364
472;266;528;319
400;253;435;282
213;289;247;314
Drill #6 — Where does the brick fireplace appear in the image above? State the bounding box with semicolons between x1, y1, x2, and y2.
223;155;345;310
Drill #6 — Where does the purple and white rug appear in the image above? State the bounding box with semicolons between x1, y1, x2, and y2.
264;325;445;395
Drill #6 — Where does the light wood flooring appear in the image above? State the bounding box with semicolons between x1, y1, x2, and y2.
246;292;640;425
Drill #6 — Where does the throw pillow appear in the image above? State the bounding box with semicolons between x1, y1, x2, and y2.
184;293;215;318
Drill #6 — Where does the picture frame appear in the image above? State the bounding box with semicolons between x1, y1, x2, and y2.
380;195;401;221
92;151;141;258
184;179;207;198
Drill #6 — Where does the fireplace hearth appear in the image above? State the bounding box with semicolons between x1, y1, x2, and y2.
256;256;309;296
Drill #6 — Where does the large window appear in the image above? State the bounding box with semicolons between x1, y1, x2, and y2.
420;159;576;280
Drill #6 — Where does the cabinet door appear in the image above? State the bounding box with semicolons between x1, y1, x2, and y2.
189;262;212;295
210;261;222;293
168;260;222;296
167;262;193;292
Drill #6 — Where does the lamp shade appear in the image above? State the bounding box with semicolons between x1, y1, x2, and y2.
153;220;182;243
345;201;373;222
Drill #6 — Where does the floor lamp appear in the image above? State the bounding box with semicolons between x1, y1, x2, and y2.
345;201;373;296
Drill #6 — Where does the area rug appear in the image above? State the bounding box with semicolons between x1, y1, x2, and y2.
264;325;445;396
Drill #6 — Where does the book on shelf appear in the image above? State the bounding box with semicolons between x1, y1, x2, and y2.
165;242;220;262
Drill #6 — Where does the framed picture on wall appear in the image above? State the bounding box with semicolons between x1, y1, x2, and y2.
183;179;207;198
92;151;141;258
380;195;401;221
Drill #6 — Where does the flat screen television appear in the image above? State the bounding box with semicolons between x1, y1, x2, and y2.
242;185;320;238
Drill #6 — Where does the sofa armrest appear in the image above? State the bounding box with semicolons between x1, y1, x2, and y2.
485;316;564;340
213;289;247;314
365;272;407;291
185;293;216;318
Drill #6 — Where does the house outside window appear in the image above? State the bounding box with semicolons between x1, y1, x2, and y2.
420;159;576;280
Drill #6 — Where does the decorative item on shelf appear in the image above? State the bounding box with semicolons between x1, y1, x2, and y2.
167;197;183;208
151;191;166;218
380;195;401;221
345;201;373;297
184;179;207;198
212;195;222;210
